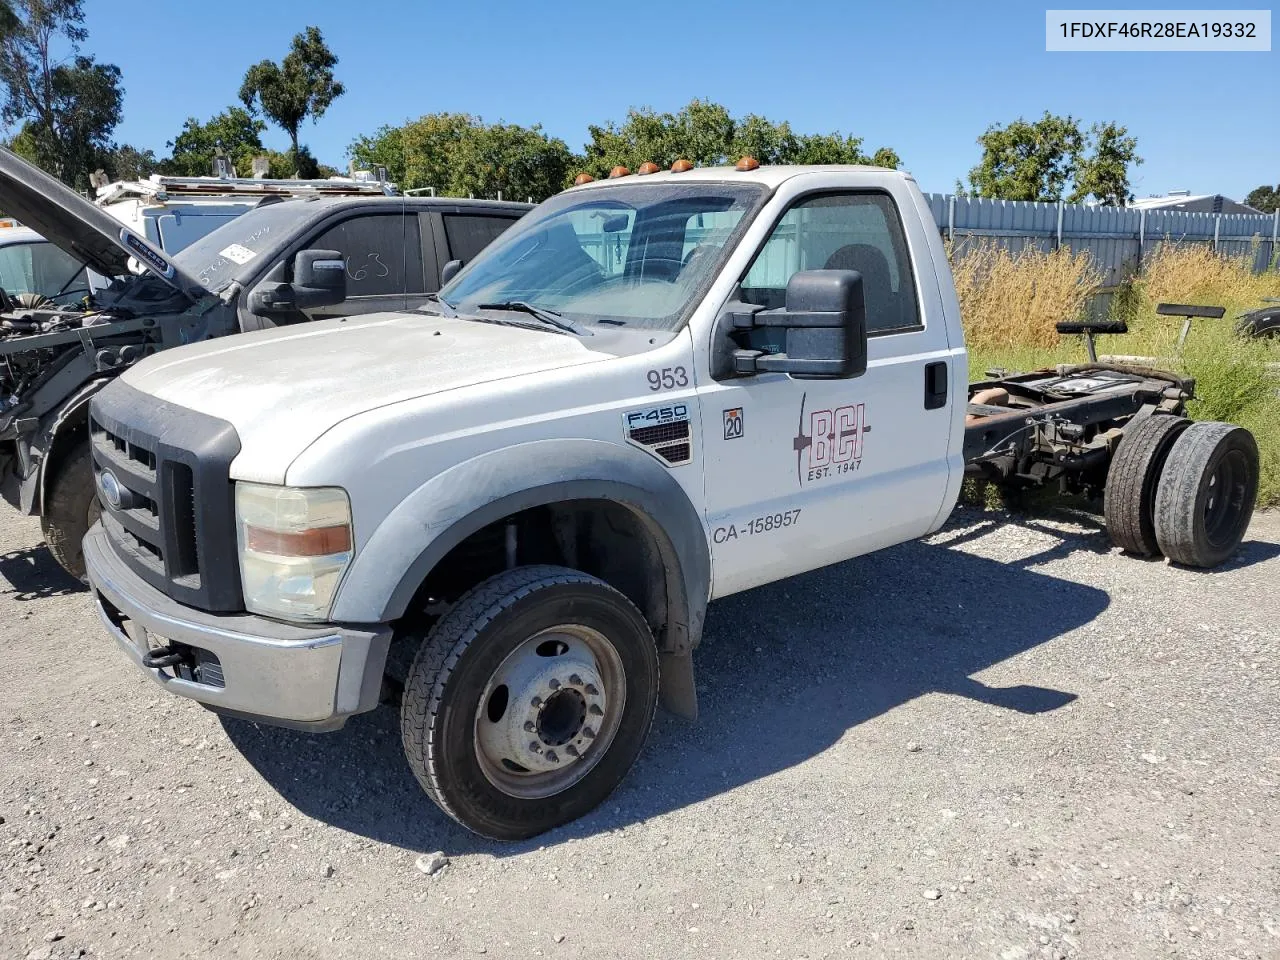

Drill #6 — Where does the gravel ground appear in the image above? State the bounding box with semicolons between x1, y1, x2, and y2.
2;504;1279;960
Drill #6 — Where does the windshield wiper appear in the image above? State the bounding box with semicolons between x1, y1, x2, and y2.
476;301;591;337
423;292;457;317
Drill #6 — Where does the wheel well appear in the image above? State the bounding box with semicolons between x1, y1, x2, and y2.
403;498;672;648
39;401;92;510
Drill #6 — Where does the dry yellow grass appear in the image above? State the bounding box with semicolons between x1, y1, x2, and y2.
948;241;1101;350
1135;242;1280;318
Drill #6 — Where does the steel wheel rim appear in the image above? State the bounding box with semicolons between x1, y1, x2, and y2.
474;624;626;800
1203;449;1248;547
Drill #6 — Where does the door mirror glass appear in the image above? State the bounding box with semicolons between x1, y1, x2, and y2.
724;269;868;379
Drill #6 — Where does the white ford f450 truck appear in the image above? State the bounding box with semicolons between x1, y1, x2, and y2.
82;162;1258;839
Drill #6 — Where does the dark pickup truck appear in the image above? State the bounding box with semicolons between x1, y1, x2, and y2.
0;147;529;575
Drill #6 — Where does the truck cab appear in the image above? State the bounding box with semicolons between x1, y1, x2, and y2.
83;162;968;840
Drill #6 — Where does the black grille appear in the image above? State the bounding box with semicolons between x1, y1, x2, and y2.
656;443;691;464
89;379;243;612
627;418;692;465
628;421;690;446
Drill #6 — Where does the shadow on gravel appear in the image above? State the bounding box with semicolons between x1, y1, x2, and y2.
224;532;1104;857
945;504;1280;572
0;545;87;601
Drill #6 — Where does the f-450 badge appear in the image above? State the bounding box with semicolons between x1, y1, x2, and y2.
793;392;871;484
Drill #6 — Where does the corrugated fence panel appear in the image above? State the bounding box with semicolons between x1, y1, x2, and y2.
922;194;1280;282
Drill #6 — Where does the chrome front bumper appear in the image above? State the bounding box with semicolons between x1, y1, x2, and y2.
84;524;392;730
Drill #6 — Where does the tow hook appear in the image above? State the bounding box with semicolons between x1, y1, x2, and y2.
141;643;191;670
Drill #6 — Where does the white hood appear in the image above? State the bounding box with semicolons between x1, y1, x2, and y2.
121;311;612;476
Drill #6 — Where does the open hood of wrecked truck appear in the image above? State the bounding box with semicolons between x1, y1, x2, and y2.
0;147;206;302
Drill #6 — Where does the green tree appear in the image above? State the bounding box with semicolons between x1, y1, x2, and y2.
967;113;1142;205
162;106;266;177
0;0;123;189
1245;184;1279;214
105;143;158;180
581;99;898;177
967;112;1086;202
451;122;575;202
239;26;344;174
349;113;470;192
349;113;572;201
1071;122;1142;205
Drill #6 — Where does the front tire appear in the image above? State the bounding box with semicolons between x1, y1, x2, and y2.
41;441;101;580
400;565;659;840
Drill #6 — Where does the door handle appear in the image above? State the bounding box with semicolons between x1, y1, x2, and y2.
924;361;948;410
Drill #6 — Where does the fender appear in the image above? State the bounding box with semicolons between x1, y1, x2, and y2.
19;377;110;515
330;439;711;718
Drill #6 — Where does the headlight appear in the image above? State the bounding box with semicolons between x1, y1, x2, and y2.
235;482;353;622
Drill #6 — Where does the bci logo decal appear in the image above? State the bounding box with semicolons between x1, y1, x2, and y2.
792;392;871;484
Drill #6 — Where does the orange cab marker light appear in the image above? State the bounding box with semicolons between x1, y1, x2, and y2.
637;162;660;175
244;523;352;557
607;166;630;179
573;173;595;186
670;159;694;172
735;156;760;171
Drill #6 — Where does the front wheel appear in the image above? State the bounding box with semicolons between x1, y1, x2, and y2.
41;441;101;581
400;565;659;840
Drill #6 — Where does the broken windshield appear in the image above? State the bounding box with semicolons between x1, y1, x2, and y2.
439;181;768;331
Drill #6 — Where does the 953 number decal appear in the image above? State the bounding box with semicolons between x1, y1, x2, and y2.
647;366;689;391
712;509;801;544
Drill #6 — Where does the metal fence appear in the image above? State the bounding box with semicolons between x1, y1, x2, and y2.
923;194;1280;288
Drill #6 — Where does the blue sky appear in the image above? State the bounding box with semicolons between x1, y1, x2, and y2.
81;0;1276;200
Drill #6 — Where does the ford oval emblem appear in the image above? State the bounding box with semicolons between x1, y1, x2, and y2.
98;470;123;509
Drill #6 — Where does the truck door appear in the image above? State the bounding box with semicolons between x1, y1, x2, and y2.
299;206;423;319
698;188;955;598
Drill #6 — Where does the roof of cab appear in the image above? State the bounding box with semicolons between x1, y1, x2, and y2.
566;163;913;191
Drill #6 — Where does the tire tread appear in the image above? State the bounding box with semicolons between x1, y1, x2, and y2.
1104;414;1189;557
400;565;655;838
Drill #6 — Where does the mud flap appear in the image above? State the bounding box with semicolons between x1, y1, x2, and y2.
658;650;697;721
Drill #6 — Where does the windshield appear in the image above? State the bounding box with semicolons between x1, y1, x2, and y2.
440;181;767;331
0;239;92;306
173;199;314;293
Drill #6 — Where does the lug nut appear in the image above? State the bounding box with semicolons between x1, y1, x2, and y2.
584;684;600;696
569;674;583;685
548;678;561;690
531;696;542;708
523;721;535;732
588;704;603;717
529;742;542;754
565;745;580;758
582;727;596;740
545;751;559;763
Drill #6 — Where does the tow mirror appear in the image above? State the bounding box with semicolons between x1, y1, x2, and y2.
248;249;346;314
723;270;868;379
440;259;463;286
292;250;347;309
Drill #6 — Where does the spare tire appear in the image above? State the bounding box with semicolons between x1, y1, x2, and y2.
1104;414;1191;556
1153;421;1259;568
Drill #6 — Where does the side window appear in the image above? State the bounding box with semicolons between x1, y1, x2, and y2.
443;214;517;265
307;213;423;298
741;193;920;333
